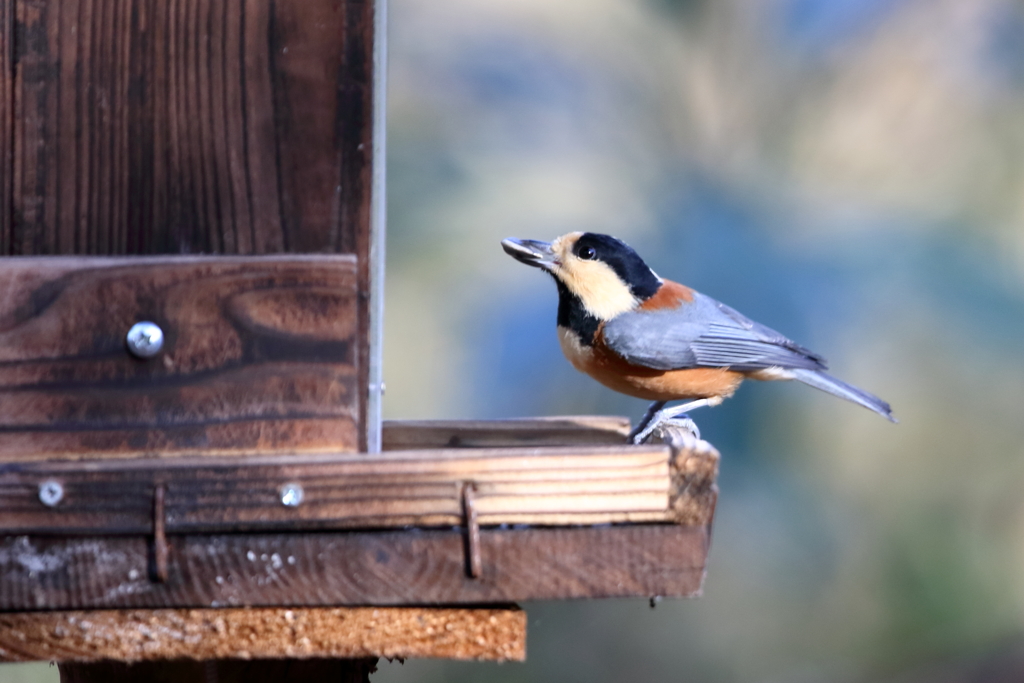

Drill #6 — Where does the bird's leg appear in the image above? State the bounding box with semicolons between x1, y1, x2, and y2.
631;398;716;444
628;401;667;443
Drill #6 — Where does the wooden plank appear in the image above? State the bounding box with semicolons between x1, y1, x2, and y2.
0;606;525;663
382;416;631;450
0;422;720;533
7;0;374;257
0;523;711;611
0;446;675;534
7;0;378;452
0;255;360;459
0;0;11;253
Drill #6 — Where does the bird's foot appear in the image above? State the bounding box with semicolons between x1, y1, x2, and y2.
630;399;711;444
662;414;701;441
632;413;700;444
627;401;667;443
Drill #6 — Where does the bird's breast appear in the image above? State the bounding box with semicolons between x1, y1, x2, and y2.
557;325;596;374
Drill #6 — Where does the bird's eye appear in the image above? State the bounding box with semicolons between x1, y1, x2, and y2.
578;246;596;260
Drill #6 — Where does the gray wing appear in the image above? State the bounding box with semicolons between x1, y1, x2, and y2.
601;291;827;372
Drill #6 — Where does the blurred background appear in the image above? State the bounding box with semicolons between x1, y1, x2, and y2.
379;0;1024;681
6;0;1024;681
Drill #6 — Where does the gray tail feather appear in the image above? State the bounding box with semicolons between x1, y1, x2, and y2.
790;369;897;423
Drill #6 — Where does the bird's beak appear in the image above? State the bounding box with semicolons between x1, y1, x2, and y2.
501;238;557;271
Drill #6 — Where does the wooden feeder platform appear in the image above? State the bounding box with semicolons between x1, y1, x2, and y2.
0;417;719;665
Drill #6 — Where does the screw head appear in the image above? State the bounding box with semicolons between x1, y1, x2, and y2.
39;480;64;507
126;321;165;358
279;483;304;507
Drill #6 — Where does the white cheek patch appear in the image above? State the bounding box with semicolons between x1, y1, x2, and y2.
559;259;639;320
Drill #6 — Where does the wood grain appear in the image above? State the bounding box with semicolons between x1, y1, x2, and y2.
7;0;373;257
0;255;360;459
337;0;376;451
658;428;720;528
6;0;378;454
382;416;632;450
0;606;525;663
0;0;11;252
0;445;676;534
0;524;711;611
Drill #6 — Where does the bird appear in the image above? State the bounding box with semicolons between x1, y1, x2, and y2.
501;232;896;443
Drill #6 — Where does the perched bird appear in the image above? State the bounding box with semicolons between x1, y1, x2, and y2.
501;232;895;443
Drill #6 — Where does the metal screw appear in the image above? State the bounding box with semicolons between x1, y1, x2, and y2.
39;480;64;507
126;321;165;358
279;483;304;507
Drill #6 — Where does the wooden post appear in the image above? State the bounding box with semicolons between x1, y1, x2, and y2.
0;0;12;248
57;658;381;683
2;0;379;678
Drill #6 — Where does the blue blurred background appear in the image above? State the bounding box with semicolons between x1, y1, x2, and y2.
377;0;1024;681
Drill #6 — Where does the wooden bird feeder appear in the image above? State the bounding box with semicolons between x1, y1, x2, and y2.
0;1;719;680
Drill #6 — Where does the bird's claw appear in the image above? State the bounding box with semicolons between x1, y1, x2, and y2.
630;413;700;444
663;415;701;441
630;398;712;444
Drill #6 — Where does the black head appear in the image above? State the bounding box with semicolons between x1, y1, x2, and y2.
569;233;661;301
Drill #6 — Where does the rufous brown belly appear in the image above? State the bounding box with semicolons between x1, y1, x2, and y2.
557;325;745;402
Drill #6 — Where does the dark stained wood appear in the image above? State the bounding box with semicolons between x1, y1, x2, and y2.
6;0;378;455
0;523;712;611
335;0;376;454
1;606;525;662
0;255;361;459
8;0;374;257
382;416;632;450
0;445;676;534
0;0;11;252
57;658;380;683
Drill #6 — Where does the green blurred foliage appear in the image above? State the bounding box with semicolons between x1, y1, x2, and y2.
0;663;58;683
378;0;1024;681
